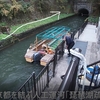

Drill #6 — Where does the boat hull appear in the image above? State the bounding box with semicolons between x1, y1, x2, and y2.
24;40;52;63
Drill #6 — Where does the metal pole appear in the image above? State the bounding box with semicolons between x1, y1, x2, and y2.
47;64;49;87
35;37;38;51
53;54;56;77
33;72;37;100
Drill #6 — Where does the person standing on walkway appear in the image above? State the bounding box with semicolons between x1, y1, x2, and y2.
65;33;75;56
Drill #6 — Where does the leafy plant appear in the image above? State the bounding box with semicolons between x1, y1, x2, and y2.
10;0;24;18
34;0;50;13
0;1;10;17
0;0;31;19
18;0;31;13
88;16;99;23
0;22;7;26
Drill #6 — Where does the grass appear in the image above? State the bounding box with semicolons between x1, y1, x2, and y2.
87;16;99;23
0;13;75;40
0;34;8;40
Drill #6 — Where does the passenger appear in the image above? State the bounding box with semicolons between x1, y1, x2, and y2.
64;33;75;56
33;52;43;62
41;44;48;53
41;44;54;54
47;47;54;54
33;44;47;63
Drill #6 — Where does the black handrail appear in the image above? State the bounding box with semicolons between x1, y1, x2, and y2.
55;49;81;100
77;19;88;38
71;19;88;39
87;60;100;67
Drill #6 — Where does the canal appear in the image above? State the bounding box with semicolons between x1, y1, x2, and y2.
0;15;86;92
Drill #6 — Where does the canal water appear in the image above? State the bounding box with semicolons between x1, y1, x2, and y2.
0;15;86;92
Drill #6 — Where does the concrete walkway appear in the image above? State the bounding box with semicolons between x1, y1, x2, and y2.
79;24;97;42
81;24;100;64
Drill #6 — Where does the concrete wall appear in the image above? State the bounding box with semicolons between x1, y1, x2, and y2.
74;3;92;14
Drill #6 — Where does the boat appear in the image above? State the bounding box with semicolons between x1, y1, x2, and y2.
24;26;70;66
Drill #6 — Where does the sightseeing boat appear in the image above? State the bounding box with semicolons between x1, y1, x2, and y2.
24;26;70;66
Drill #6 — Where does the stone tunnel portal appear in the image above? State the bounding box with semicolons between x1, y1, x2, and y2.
78;8;89;16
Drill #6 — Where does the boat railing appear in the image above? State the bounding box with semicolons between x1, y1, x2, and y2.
9;40;65;100
33;39;44;47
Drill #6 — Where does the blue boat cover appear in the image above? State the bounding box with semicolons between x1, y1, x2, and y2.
36;26;70;39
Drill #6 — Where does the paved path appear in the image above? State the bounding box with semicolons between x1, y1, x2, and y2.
81;24;100;64
79;24;97;42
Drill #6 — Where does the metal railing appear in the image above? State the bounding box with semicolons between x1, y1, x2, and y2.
77;60;100;91
9;40;65;100
71;19;88;40
55;49;81;100
78;20;88;38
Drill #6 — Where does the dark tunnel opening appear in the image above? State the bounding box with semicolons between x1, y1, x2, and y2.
78;8;89;16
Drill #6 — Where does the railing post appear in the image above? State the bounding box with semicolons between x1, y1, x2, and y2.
33;72;37;100
88;67;96;91
53;49;57;77
47;64;49;87
61;40;65;57
71;32;74;40
55;48;58;64
78;30;80;38
53;55;56;77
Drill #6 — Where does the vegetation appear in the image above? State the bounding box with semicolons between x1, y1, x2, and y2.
87;16;99;24
0;13;74;40
0;0;100;41
92;0;100;16
0;0;75;41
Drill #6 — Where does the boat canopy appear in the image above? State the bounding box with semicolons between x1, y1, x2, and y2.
36;26;70;39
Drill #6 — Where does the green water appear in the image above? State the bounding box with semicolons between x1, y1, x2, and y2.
0;15;86;92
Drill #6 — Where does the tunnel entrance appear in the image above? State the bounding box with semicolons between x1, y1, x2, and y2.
78;8;89;16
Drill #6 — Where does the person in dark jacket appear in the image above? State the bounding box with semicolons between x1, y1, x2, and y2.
65;34;75;56
33;44;47;63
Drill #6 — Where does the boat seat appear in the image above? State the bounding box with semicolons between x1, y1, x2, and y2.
40;54;54;66
24;50;37;62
